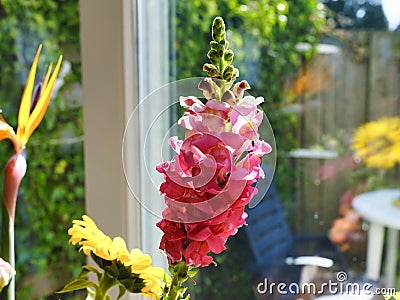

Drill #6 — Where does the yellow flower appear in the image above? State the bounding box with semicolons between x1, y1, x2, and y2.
351;116;400;169
0;45;62;153
384;292;400;300
68;215;167;299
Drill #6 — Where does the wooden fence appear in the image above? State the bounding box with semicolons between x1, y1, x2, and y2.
291;31;400;234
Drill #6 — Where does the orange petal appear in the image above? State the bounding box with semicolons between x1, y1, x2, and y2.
17;45;42;139
24;55;63;144
0;115;16;141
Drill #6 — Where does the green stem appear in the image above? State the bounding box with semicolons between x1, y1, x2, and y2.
165;263;190;300
0;208;14;300
94;272;117;300
166;272;180;300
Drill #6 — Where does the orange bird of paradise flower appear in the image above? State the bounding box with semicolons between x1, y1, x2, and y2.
0;45;62;221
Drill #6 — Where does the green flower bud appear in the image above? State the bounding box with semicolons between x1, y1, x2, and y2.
204;17;240;87
215;43;225;54
212;17;226;43
222;65;234;82
203;63;221;77
224;50;234;63
203;63;218;73
210;41;219;49
223;66;239;82
207;49;220;65
208;68;221;78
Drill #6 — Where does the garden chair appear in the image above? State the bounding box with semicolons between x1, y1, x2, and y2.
244;165;348;299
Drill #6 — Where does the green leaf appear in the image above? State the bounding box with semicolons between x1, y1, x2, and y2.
81;265;102;281
117;285;127;299
85;287;95;300
187;267;199;278
58;278;97;293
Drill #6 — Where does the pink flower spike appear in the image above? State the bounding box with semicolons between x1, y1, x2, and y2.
239;95;264;106
3;153;27;222
198;78;219;100
168;136;182;153
221;90;236;106
206;236;226;254
232;80;251;99
180;96;205;114
250;140;273;156
183;241;213;267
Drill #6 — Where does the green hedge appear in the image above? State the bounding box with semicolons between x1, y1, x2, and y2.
0;1;84;299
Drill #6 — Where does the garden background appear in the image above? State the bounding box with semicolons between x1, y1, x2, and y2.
0;0;398;299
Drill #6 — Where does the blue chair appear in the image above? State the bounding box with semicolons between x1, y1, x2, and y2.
244;166;346;298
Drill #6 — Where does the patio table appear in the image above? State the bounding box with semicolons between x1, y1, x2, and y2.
352;189;400;287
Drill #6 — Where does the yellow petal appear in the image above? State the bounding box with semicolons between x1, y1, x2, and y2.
24;54;62;144
109;237;129;260
0;115;15;141
42;62;53;91
112;237;128;252
17;45;42;140
76;215;98;230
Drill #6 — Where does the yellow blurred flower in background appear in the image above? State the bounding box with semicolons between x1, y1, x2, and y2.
351;116;400;169
384;291;400;300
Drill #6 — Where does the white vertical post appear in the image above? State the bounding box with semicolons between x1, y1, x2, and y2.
80;0;141;299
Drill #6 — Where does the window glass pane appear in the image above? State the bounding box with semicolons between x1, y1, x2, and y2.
166;1;400;298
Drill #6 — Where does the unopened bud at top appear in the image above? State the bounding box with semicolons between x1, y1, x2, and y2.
212;17;226;43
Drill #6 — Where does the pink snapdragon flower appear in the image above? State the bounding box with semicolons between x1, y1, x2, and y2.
157;132;252;222
157;77;271;267
157;183;256;267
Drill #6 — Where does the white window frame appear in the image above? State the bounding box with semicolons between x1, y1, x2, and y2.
80;0;170;298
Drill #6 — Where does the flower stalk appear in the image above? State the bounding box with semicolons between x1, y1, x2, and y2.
1;154;26;300
94;272;117;300
0;210;14;300
161;262;195;300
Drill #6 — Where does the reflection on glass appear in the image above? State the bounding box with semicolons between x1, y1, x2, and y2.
170;1;400;299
